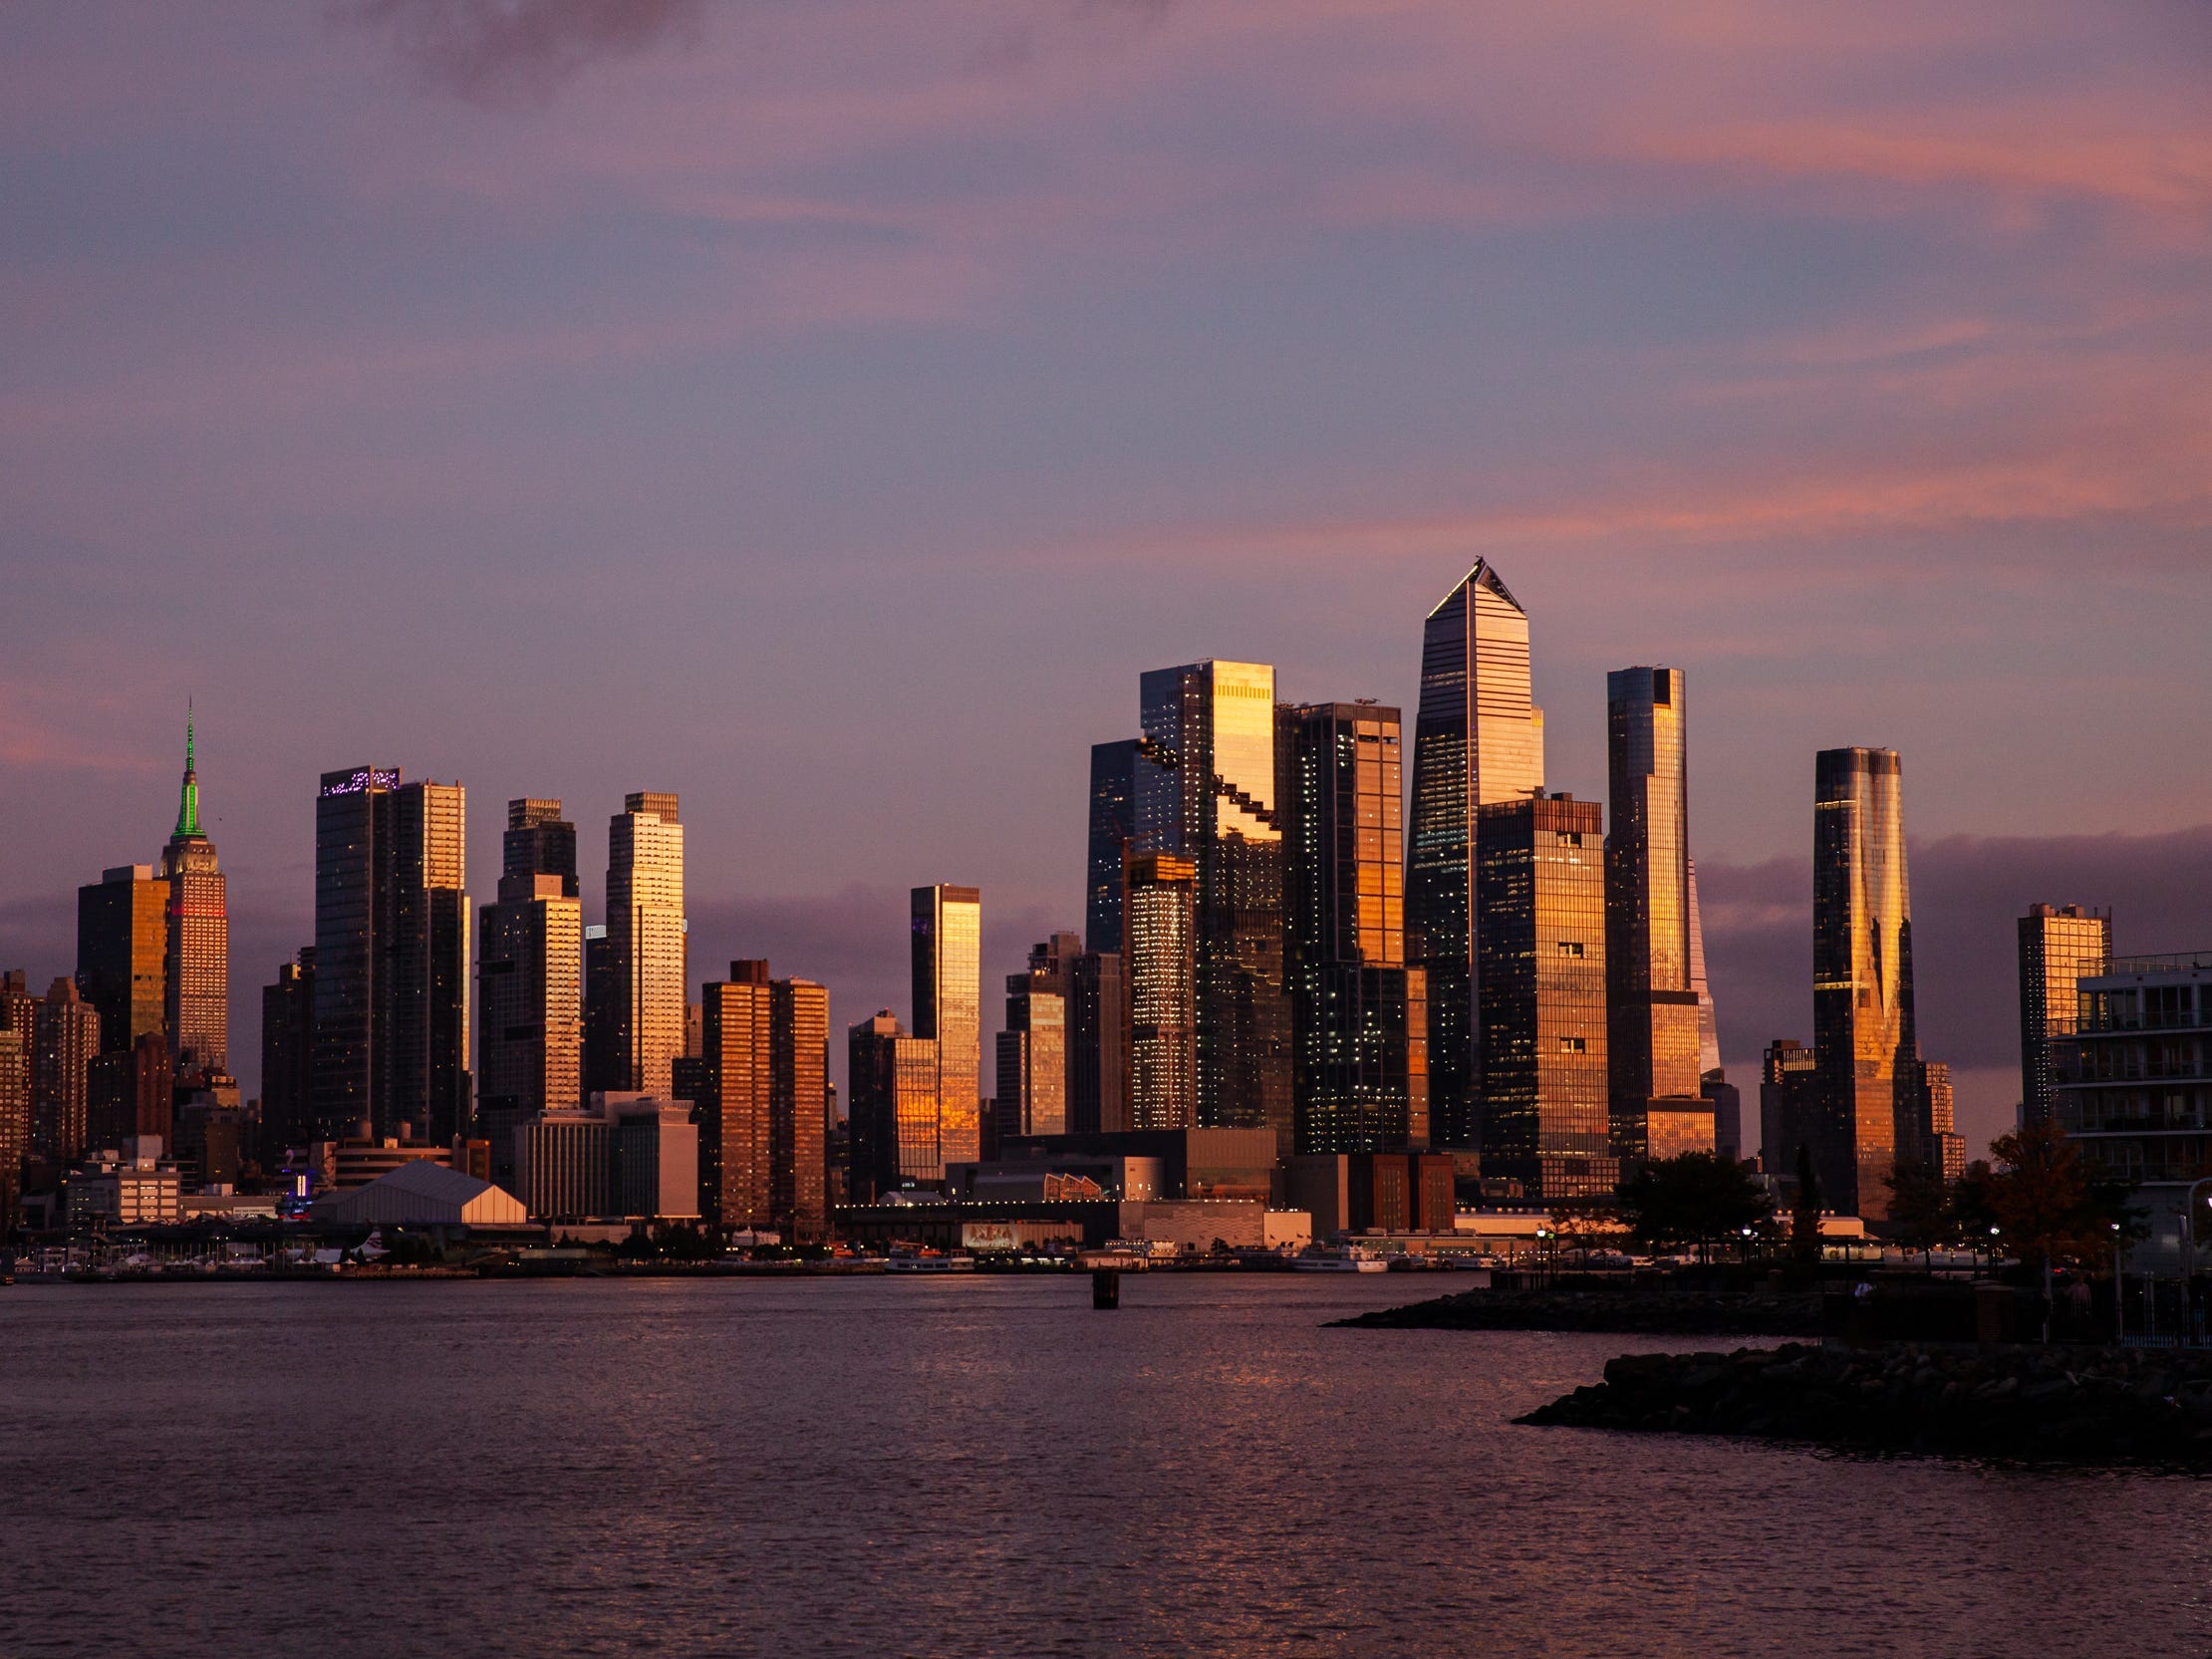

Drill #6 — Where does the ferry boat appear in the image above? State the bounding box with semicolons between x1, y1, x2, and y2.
883;1249;975;1273
1292;1245;1388;1274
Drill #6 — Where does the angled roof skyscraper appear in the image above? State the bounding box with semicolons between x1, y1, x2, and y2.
1407;562;1544;1150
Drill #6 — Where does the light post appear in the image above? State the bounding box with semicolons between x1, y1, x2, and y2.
2112;1221;2124;1344
1534;1226;1550;1289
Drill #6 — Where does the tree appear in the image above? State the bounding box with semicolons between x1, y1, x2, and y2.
1882;1159;1953;1269
1986;1122;2111;1276
1617;1152;1770;1262
1790;1143;1822;1263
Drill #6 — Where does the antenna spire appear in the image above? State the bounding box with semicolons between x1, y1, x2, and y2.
174;700;201;838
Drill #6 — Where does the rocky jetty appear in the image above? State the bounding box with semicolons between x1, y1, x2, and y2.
1335;1286;1821;1337
1519;1342;2212;1465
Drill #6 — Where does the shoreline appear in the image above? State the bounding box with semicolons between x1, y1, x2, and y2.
1518;1342;2212;1468
1333;1285;1824;1337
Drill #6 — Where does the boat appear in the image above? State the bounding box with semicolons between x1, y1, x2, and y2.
1293;1245;1388;1273
883;1249;975;1273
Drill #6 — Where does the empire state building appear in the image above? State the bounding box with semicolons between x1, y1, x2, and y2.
159;707;228;1072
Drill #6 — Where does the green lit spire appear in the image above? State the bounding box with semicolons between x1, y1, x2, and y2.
174;700;201;838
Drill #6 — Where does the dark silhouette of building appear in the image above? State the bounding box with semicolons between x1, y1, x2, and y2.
260;951;316;1154
75;864;167;1057
310;767;469;1145
1086;739;1141;956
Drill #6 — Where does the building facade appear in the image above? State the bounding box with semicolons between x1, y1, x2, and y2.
1279;699;1426;1154
260;952;315;1153
2019;904;2113;1130
1086;738;1141;956
770;974;829;1241
1604;667;1709;1163
1406;562;1544;1152
700;963;774;1231
479;798;584;1183
1760;1039;1818;1182
158;711;228;1073
1125;852;1198;1132
996;964;1067;1142
311;768;470;1144
2054;952;2211;1268
76;864;167;1057
1137;660;1289;1146
1475;792;1614;1200
912;885;981;1172
32;977;101;1163
1812;747;1915;1218
606;792;686;1097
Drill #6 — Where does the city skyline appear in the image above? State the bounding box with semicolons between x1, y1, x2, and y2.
4;5;2211;1160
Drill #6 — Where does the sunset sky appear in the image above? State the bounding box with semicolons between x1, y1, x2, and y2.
4;0;2209;1151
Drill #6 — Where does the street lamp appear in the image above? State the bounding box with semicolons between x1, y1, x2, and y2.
2112;1221;2124;1344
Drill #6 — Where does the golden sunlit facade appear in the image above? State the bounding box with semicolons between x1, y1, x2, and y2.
702;966;774;1229
912;885;980;1172
1137;660;1289;1146
76;865;168;1057
610;791;687;1097
2018;903;2112;1129
1812;747;1915;1219
158;711;228;1073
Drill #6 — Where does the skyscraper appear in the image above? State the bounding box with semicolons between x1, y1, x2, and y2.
1407;562;1544;1150
847;1009;940;1199
479;798;584;1182
1279;699;1426;1154
1086;739;1141;955
1065;948;1128;1136
1812;746;1914;1219
33;977;101;1162
311;767;469;1143
995;962;1067;1141
696;963;829;1236
157;708;228;1073
1137;660;1289;1145
503;798;579;898
1604;667;1708;1162
1760;1038;1818;1183
770;974;829;1241
1125;851;1198;1132
582;924;616;1097
75;864;167;1057
2018;904;2112;1129
911;885;981;1171
1475;792;1614;1199
0;1022;26;1231
391;779;469;1145
608;792;686;1096
260;951;315;1154
699;962;773;1231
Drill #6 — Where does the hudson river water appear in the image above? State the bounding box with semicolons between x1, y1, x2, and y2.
2;1274;2205;1656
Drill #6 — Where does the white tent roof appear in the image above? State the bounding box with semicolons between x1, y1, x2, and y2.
313;1161;527;1227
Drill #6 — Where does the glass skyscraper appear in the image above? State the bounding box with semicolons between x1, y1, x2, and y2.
1086;738;1141;956
1812;746;1915;1219
311;767;469;1143
1604;667;1708;1160
912;884;981;1173
1279;699;1426;1153
608;791;686;1097
1407;562;1544;1150
76;863;168;1058
158;709;228;1073
1125;851;1198;1131
2018;903;2112;1129
1137;660;1289;1148
1475;791;1614;1199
